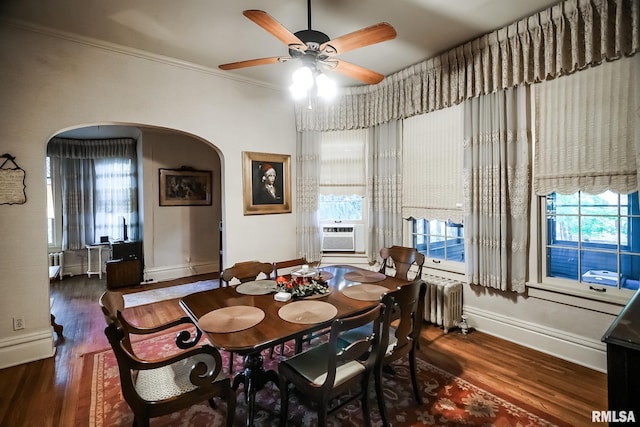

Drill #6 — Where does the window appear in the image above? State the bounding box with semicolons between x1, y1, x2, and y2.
47;138;138;249
545;191;640;292
318;194;363;222
412;218;464;263
318;129;367;223
45;157;56;246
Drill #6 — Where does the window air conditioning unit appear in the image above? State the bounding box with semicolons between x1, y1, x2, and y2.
322;226;355;252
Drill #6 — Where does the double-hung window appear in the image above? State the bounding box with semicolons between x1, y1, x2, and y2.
403;104;464;273
412;219;464;262
535;57;638;299
318;129;367;223
544;191;640;293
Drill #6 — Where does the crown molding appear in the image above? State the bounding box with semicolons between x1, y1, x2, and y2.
0;17;283;92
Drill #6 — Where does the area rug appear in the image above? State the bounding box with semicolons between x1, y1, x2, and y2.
76;331;569;427
123;280;216;307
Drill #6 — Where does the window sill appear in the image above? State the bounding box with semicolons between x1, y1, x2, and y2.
527;281;630;315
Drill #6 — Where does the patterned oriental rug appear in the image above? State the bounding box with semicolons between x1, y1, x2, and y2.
77;330;569;427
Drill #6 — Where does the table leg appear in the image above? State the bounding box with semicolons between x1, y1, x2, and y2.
232;352;280;427
51;314;63;337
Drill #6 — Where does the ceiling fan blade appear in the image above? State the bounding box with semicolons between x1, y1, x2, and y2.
243;10;305;52
320;22;396;56
219;57;284;71
330;60;385;85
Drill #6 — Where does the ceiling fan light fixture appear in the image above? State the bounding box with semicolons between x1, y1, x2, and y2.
315;72;336;99
292;66;314;89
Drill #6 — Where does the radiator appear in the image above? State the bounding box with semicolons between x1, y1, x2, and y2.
48;251;64;277
423;275;463;333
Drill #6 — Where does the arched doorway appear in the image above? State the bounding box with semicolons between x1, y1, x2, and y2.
46;124;223;284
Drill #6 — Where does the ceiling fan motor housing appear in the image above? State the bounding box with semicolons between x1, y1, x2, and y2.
291;29;330;55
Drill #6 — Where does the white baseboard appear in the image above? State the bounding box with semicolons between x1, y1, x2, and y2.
142;261;218;283
0;329;55;369
464;306;607;373
61;260;219;283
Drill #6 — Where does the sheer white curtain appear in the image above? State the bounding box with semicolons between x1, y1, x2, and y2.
535;55;639;195
402;104;464;223
47;138;138;250
296;131;322;262
58;157;96;250
463;86;531;292
367;120;403;262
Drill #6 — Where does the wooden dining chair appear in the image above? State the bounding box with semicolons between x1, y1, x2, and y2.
378;246;425;280
375;280;426;426
99;291;236;427
270;257;310;357
278;303;385;427
220;260;273;372
221;260;273;286
272;257;310;277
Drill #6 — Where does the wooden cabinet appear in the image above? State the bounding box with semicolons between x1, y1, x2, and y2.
106;259;141;289
601;289;640;425
107;241;143;288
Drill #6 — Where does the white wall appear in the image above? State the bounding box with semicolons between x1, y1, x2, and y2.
140;129;221;282
0;22;299;368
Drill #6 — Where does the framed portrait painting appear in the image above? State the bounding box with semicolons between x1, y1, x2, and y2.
242;151;291;215
159;168;212;206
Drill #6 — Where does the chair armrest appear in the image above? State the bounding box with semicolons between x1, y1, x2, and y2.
119;313;203;349
120;342;224;386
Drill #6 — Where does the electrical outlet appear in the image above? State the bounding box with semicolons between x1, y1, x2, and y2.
13;316;24;330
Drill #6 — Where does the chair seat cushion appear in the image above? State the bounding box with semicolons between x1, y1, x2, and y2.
134;353;224;401
282;342;366;387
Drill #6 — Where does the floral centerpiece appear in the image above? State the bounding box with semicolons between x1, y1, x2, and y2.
275;275;331;298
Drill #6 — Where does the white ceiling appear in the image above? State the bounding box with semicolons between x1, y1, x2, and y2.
1;0;561;90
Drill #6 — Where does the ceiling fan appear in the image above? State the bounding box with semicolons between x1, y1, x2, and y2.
218;0;397;85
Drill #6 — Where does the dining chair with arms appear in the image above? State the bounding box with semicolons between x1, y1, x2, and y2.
378;246;425;280
99;291;236;427
220;260;274;372
278;303;385;427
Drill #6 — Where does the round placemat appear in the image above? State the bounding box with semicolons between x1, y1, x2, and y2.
278;301;338;324
344;270;387;283
198;306;265;333
342;284;389;301
236;279;277;295
319;271;334;280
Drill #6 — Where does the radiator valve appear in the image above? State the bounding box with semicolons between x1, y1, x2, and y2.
459;315;469;335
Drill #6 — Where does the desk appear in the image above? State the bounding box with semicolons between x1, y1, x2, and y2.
180;265;407;427
86;244;109;279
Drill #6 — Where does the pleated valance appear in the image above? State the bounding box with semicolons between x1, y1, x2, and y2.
295;0;639;132
47;138;137;159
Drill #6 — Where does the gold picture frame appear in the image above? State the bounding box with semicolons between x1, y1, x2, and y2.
159;168;212;206
242;151;291;215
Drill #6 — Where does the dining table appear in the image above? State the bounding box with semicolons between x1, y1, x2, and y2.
179;264;408;427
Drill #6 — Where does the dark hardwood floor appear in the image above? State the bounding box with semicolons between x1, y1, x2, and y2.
0;274;607;426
